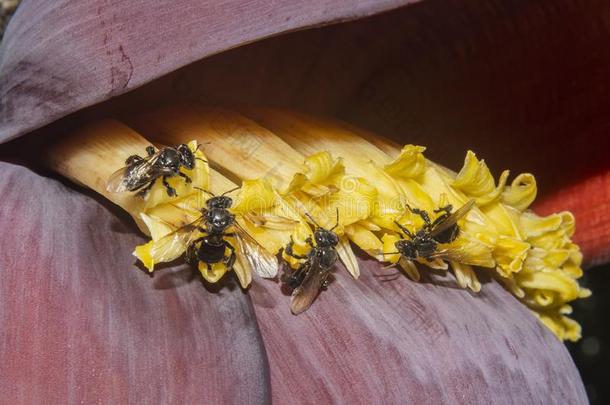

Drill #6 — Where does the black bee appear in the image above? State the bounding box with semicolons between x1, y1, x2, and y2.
282;212;340;314
152;187;279;282
107;144;204;198
392;199;475;263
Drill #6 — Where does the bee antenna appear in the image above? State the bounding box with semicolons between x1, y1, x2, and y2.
330;208;340;231
194;186;215;197
221;186;241;196
304;213;321;228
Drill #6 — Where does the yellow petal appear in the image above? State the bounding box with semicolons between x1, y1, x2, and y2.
450;261;481;292
398;257;421;281
384;145;427;178
562;261;584;279
134;213;190;272
415;165;457;204
536;311;582;342
337;236;359;279
497;275;526;299
324;176;377;227
501;173;537;211
140;212;175;241
523;247;570;273
558;211;576;238
282;221;313;269
198;261;228;284
516;271;581;303
519;211;563;239
304;151;345;185
452;150;508;206
439;232;496;268
393;178;436;213
232;178;276;213
480;203;523;239
242;189;306;254
233;258;253;289
285;151;345;196
528;229;570;251
381;233;401;264
492;236;531;277
134;241;155;272
344;223;383;255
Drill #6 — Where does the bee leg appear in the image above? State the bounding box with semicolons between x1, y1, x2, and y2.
135;180;155;198
125;154;143;165
285;240;308;260
223;240;236;269
320;271;331;289
434;204;453;215
407;205;432;226
178;172;192;183
162;176;177;197
146;146;156;156
430;214;450;228
431;205;453;227
394;220;415;239
305;237;315;248
186;239;204;267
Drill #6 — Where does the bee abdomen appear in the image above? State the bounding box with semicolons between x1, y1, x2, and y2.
198;241;226;264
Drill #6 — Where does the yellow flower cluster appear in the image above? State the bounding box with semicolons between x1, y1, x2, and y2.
130;140;588;341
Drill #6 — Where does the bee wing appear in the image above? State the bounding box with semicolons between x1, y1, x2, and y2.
106;153;161;193
106;166;133;192
428;199;476;238
243;212;297;231
424;246;487;267
290;258;330;315
233;222;279;278
422;249;461;266
149;216;206;263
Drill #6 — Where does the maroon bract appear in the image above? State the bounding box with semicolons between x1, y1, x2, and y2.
0;0;593;403
0;162;270;403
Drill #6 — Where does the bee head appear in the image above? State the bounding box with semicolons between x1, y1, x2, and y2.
395;239;416;260
314;228;339;247
177;144;196;169
207;196;233;209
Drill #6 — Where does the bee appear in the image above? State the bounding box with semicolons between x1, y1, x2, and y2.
151;187;280;282
391;199;476;264
281;212;341;314
106;144;205;198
